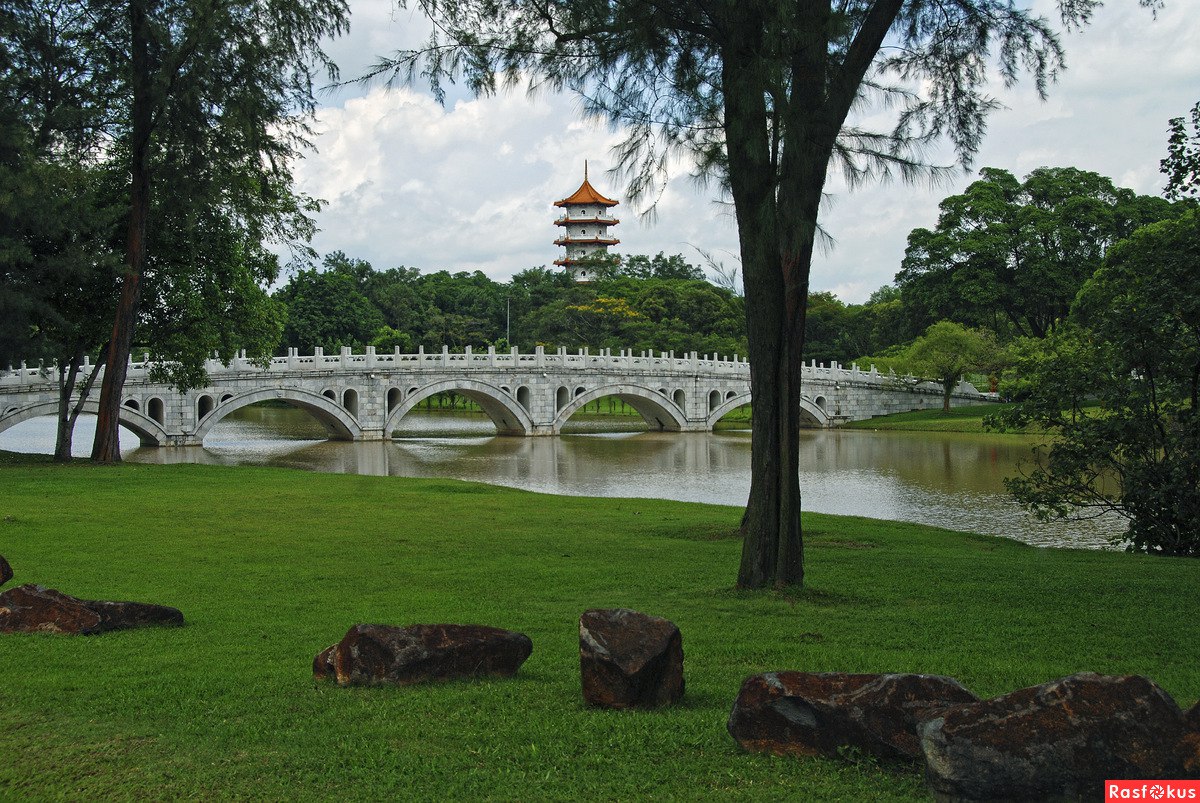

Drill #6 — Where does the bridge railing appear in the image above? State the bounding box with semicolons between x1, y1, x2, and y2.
1;346;990;399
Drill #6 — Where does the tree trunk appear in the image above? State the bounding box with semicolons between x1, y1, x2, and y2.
92;0;153;463
54;343;106;462
722;27;807;590
54;354;81;462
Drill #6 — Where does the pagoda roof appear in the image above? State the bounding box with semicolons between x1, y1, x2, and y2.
554;171;619;208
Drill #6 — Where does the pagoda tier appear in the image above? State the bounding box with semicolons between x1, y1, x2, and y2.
554;215;620;226
554;235;620;247
553;164;621;281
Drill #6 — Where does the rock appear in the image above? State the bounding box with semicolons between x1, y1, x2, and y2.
579;608;684;709
313;643;336;680
727;672;978;762
0;555;12;588
1182;702;1200;778
0;583;183;634
920;672;1191;801
319;623;532;686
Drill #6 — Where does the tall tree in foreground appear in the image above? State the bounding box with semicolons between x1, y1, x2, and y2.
89;0;348;462
0;0;125;460
382;0;1115;587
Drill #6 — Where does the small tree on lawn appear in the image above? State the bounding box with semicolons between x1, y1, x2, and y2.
906;321;995;412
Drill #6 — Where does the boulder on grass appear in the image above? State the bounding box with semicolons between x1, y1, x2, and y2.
579;608;683;709
313;644;336;679
1181;702;1200;778
315;623;532;686
0;583;184;634
0;555;12;588
920;672;1193;801
727;672;978;762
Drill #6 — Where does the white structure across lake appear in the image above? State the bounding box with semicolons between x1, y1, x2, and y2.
0;346;994;447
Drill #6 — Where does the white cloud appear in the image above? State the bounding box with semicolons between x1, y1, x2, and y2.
296;3;1200;301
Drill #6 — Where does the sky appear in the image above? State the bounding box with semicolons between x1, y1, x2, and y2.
292;2;1200;303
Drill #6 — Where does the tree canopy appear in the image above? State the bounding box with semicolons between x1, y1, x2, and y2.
996;208;1200;556
1163;100;1200;201
906;321;997;413
86;0;349;462
270;252;748;358
897;167;1180;340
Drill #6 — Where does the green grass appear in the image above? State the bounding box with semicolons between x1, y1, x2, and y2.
842;402;1020;433
1;455;1196;800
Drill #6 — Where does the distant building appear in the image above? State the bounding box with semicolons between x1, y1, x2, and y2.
553;163;620;281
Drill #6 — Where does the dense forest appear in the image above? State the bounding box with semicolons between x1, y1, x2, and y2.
271;250;920;366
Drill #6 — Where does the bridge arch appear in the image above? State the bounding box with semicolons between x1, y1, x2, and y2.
704;392;828;429
554;384;687;434
385;379;534;436
192;388;362;443
0;400;169;446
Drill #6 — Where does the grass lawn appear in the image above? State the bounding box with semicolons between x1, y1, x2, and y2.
1;456;1196;800
841;402;1022;434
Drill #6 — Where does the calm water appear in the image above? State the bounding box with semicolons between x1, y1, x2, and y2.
0;407;1121;550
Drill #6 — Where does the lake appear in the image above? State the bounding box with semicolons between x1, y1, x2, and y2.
0;406;1121;550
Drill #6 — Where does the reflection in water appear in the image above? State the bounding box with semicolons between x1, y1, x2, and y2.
0;407;1120;549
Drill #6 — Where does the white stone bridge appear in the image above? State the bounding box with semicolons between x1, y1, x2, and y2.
0;346;993;447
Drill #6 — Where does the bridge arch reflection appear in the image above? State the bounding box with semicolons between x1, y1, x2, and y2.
385;379;534;436
553;385;687;434
193;388;362;443
0;399;168;446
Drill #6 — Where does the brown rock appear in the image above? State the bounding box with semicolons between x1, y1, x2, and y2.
727;672;978;762
313;644;336;679
920;672;1191;801
579;608;684;709
321;623;532;686
0;584;183;634
0;555;12;588
1182;702;1200;778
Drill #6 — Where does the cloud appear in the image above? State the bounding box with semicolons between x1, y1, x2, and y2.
296;3;1200;302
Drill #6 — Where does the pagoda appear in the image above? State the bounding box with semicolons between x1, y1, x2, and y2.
553;163;620;280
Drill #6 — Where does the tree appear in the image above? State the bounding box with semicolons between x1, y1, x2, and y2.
995;209;1200;556
1162;101;1200;201
275;267;384;351
0;0;124;460
906;321;994;413
383;0;1109;588
897;167;1180;340
89;0;349;462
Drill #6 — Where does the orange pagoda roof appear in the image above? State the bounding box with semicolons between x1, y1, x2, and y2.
554;165;619;208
